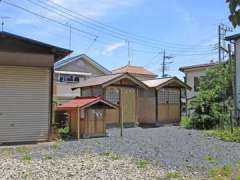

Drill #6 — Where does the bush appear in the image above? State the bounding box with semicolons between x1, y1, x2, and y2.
58;127;69;140
188;62;234;130
180;116;192;129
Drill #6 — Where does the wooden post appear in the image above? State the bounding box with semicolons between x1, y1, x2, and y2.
77;107;80;139
120;88;123;137
155;89;158;124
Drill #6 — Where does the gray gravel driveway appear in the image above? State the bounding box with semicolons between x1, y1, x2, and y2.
60;126;240;172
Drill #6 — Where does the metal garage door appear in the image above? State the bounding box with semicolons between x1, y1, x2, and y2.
0;66;50;143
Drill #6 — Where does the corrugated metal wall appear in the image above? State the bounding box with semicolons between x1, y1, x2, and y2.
0;66;50;143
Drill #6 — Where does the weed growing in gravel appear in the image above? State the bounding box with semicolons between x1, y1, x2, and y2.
204;155;217;163
99;152;111;156
16;146;31;154
136;159;148;169
100;152;121;161
164;171;182;179
21;155;32;161
110;153;121;161
0;148;13;156
50;143;59;150
208;165;232;179
44;155;53;160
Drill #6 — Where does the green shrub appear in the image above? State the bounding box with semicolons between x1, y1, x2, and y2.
136;159;148;169
180;116;192;129
21;155;32;161
206;128;240;143
58;127;69;140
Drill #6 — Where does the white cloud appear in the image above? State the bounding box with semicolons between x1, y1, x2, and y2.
102;42;125;55
175;6;195;25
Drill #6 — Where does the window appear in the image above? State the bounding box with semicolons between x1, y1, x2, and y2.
194;77;200;92
57;74;82;83
158;88;180;104
106;88;120;105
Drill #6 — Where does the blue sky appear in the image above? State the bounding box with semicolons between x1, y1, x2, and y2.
0;0;238;78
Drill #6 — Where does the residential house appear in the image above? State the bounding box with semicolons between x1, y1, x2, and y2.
112;64;158;80
0;31;71;144
54;54;111;104
179;62;217;101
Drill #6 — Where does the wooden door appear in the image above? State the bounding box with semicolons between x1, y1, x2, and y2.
87;109;105;136
120;88;136;123
158;88;180;123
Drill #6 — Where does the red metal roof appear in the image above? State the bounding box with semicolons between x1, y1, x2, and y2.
58;96;102;108
57;96;117;110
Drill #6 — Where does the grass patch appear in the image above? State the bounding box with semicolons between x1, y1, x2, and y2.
206;128;240;143
204;155;217;163
136;159;148;169
50;143;59;150
110;153;121;161
180;116;192;129
44;155;53;160
0;148;13;156
164;172;182;179
99;152;121;161
208;165;232;179
16;146;31;154
21;155;32;161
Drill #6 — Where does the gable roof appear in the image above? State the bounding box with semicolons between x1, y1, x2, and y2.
112;65;157;76
143;77;191;90
54;54;111;74
179;62;217;72
0;31;72;61
225;33;240;41
72;73;148;90
58;96;117;110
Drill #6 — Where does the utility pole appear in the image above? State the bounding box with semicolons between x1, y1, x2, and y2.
0;16;10;32
162;49;174;77
228;43;234;133
218;24;233;62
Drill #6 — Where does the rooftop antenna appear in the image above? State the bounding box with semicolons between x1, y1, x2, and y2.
126;40;131;65
0;16;10;32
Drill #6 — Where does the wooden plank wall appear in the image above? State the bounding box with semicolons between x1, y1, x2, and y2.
138;96;156;123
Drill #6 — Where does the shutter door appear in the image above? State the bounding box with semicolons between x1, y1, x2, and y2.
0;66;50;143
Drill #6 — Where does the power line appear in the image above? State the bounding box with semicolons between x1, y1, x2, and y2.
1;0;98;38
1;0;218;58
38;0;214;49
25;0;214;51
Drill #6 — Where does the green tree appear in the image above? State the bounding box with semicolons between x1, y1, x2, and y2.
188;62;234;129
226;0;240;27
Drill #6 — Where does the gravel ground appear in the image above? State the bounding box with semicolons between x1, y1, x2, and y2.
0;126;240;179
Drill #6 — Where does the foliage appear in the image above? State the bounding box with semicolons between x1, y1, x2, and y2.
136;159;148;169
164;172;182;179
204;155;217;163
188;62;234;130
21;155;32;161
226;0;240;28
180;116;192;129
206;128;240;142
208;165;233;179
58;127;69;140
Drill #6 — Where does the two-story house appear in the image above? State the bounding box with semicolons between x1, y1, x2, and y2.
179;62;217;101
54;54;111;104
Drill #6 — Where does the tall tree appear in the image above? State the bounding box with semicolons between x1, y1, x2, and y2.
226;0;240;27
